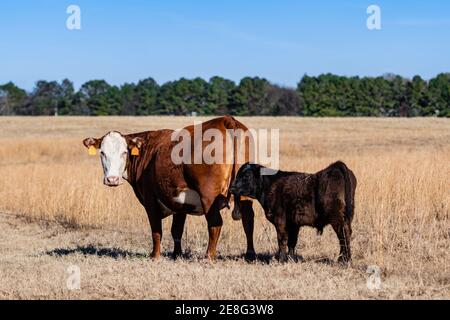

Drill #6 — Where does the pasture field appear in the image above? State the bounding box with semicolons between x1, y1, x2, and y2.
0;116;449;299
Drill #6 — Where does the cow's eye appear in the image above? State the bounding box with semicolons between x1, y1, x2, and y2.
122;151;127;156
100;151;105;156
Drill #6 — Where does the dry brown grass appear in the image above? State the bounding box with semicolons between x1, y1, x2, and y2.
0;116;449;299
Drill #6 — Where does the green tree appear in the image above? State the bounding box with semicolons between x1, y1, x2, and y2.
230;77;270;115
297;75;320;116
1;73;449;117
29;80;64;115
206;76;235;115
0;82;28;115
134;78;159;115
80;80;121;115
409;75;430;116
389;75;409;117
298;74;351;116
428;73;450;117
58;79;76;115
156;78;209;115
120;83;138;115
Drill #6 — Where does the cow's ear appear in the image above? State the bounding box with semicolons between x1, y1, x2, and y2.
128;137;144;149
83;137;101;149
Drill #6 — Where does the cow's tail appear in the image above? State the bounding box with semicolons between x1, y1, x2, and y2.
224;116;243;221
333;161;354;222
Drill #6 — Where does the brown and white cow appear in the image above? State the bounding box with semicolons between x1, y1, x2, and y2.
83;116;255;260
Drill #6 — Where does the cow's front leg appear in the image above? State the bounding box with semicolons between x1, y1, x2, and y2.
147;209;162;259
171;213;187;259
275;222;289;262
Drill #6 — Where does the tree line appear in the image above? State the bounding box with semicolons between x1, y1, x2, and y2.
0;73;448;117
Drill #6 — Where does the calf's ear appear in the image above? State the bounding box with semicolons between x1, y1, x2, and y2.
260;166;278;176
252;163;263;177
83;137;101;149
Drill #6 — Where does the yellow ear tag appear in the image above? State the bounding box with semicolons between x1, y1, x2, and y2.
131;147;140;156
88;146;97;156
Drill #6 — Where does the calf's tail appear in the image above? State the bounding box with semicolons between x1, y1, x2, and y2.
334;161;354;222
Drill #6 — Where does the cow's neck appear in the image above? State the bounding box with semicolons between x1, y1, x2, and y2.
123;156;140;187
123;132;151;188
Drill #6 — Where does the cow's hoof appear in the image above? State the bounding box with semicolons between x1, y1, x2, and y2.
206;253;217;261
244;251;256;262
150;252;161;259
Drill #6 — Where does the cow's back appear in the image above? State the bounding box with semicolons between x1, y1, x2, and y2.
183;116;252;213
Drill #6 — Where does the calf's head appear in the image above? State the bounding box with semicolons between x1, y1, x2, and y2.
230;162;262;198
83;131;143;187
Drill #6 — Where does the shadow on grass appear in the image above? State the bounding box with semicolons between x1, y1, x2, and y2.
303;256;335;265
46;245;339;266
45;245;277;263
302;256;355;268
46;245;149;259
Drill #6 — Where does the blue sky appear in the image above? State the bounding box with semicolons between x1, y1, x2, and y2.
1;0;449;91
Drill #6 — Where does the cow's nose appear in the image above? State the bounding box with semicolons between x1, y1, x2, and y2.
106;176;120;186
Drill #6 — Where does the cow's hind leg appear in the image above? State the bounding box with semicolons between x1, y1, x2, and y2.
204;198;223;260
287;224;300;260
332;222;352;263
239;200;256;261
146;208;163;259
171;213;187;259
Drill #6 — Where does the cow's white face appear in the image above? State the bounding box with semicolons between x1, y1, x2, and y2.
83;132;144;187
83;131;145;187
99;132;129;186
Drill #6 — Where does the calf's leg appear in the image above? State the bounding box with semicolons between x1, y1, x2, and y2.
171;213;187;259
275;223;289;262
287;224;300;259
239;199;256;261
332;222;352;263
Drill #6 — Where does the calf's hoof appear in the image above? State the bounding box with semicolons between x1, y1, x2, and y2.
277;252;288;263
172;251;182;260
337;255;351;265
231;208;242;221
288;254;303;263
244;250;256;262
